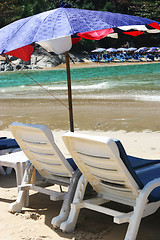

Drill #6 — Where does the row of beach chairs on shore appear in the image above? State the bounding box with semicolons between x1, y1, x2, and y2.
1;122;160;240
89;53;160;63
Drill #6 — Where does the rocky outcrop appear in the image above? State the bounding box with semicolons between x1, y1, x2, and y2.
0;45;88;72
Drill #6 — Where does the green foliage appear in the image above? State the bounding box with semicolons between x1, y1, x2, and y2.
0;0;20;27
1;0;159;27
127;0;160;21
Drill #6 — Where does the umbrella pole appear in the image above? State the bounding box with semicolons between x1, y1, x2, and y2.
65;51;74;132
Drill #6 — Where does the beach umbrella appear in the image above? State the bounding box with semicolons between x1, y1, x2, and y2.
0;2;160;131
146;48;157;53
150;47;159;51
127;47;137;52
117;47;128;52
148;47;159;52
106;48;117;53
91;48;106;53
136;47;149;52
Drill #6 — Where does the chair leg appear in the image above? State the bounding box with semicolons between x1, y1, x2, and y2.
9;189;29;213
15;161;29;187
60;175;88;233
9;163;34;213
51;169;81;228
125;178;160;240
124;197;147;240
0;166;6;175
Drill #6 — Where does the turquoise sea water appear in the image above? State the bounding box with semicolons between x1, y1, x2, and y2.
0;63;160;102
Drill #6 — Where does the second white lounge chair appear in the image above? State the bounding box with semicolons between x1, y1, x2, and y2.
9;122;81;228
61;132;160;240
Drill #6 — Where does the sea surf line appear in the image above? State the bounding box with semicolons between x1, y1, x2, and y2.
0;62;160;101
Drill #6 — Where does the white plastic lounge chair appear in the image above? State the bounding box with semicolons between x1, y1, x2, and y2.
0;137;21;175
9;122;81;228
61;132;160;240
0;137;20;155
0;151;29;185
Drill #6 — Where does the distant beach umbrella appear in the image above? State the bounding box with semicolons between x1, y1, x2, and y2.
146;48;156;53
139;47;149;50
0;2;160;131
150;47;159;50
106;48;117;53
127;47;137;51
148;47;159;52
117;48;128;52
91;48;106;53
136;47;149;52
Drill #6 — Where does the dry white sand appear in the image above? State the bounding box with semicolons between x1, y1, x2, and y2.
0;129;160;240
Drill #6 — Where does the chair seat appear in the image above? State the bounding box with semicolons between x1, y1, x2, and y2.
128;155;160;170
0;138;19;150
136;164;160;202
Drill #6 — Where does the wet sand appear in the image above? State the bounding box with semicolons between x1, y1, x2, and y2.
1;98;160;132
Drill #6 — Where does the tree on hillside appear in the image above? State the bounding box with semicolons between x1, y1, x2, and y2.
0;0;21;27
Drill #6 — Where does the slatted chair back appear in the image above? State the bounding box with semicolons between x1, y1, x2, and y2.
10;122;74;183
63;132;142;206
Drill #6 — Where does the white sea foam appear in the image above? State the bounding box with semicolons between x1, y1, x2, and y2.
134;95;160;101
73;93;160;102
1;87;160;102
46;82;109;91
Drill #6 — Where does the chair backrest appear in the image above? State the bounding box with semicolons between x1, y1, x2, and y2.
9;122;74;181
63;132;142;206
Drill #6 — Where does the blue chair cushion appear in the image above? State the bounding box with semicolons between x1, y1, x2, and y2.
115;139;160;202
0;138;19;150
128;155;160;170
114;140;160;170
137;165;160;202
114;140;144;189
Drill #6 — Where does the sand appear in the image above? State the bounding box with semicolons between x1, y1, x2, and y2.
1;98;160;132
50;59;160;70
0;129;160;240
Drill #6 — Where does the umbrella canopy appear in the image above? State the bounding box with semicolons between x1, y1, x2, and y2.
127;47;137;51
117;47;128;52
147;47;159;52
91;48;106;53
106;48;117;53
150;47;159;50
136;47;149;52
1;5;160;58
0;3;160;131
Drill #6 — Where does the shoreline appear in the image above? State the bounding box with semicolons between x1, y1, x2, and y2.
1;58;159;73
42;59;160;71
